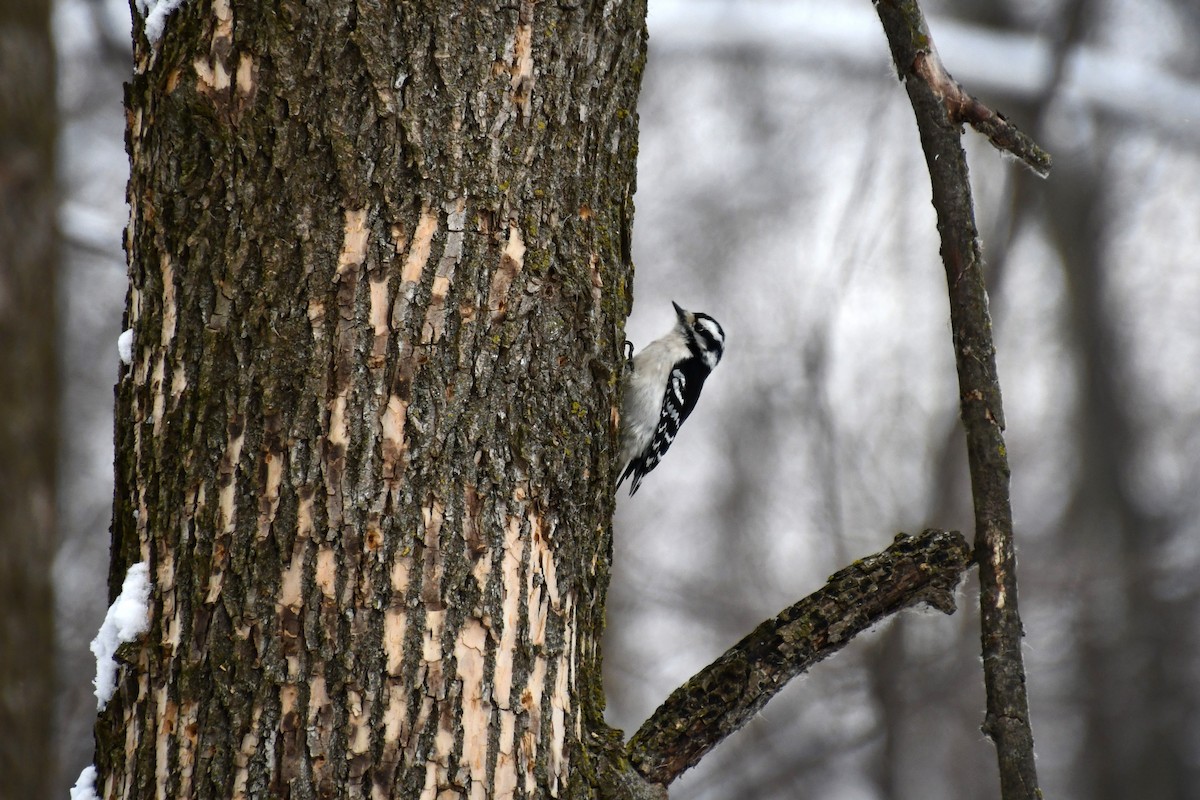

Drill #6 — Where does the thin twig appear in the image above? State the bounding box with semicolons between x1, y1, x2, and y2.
627;529;973;787
872;1;1045;797
910;40;1052;177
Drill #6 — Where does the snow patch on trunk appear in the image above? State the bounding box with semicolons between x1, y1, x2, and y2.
90;561;152;710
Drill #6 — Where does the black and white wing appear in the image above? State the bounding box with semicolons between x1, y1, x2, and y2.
620;359;709;495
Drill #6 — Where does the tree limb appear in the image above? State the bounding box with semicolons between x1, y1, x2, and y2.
872;1;1045;797
626;529;972;787
910;51;1052;177
873;4;1052;177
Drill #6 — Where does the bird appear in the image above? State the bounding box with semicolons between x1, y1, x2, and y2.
618;302;725;495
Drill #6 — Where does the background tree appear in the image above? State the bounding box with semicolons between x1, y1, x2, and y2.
0;0;58;796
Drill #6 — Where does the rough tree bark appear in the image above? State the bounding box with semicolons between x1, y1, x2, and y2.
627;529;973;787
0;0;58;796
102;2;645;798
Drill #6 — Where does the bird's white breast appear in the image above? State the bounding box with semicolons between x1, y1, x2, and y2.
620;332;690;464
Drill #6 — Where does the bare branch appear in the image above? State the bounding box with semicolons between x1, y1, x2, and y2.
911;51;1052;176
872;1;1044;797
626;529;973;787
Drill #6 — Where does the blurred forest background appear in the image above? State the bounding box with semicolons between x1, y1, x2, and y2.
3;0;1198;798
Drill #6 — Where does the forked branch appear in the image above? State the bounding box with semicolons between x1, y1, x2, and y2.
910;51;1052;177
873;0;1047;797
627;529;972;787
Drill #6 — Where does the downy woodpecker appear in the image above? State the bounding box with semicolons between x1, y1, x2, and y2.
618;302;725;495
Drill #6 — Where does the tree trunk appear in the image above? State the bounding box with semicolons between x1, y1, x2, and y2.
101;2;646;798
0;0;58;796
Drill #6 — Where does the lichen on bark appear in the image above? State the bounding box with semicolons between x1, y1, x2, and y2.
105;2;647;798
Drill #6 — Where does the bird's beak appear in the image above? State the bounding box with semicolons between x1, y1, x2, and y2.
672;301;690;325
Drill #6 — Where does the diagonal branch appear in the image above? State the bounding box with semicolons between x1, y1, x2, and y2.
910;50;1052;177
872;1;1045;797
626;529;973;787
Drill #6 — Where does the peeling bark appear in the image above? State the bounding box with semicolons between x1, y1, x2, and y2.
103;2;646;798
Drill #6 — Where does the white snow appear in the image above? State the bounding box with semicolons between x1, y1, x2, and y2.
90;561;152;710
134;0;189;45
70;765;100;800
117;328;134;365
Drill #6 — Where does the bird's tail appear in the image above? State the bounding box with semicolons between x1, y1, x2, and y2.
616;460;643;496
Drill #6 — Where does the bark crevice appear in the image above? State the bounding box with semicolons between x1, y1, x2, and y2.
106;3;647;799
